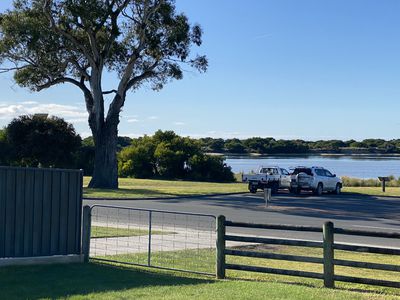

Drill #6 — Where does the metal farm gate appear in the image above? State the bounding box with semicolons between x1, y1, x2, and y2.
86;205;216;275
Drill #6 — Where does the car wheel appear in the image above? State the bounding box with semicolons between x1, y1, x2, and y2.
314;183;323;196
334;183;341;195
271;182;279;194
249;186;257;193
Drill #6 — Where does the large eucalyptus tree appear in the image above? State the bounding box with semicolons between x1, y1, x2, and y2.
0;0;207;188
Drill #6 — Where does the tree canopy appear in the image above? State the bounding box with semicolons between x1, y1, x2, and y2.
0;0;207;188
6;115;81;167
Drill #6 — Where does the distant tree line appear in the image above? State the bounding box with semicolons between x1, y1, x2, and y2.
2;115;400;182
197;137;400;154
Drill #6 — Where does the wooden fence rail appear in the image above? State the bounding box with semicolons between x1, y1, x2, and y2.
216;216;400;289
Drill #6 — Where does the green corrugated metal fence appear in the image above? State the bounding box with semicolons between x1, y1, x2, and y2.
0;166;83;258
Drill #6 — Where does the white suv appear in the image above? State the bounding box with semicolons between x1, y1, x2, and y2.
290;166;342;195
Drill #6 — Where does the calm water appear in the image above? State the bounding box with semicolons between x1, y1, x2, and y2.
225;155;400;179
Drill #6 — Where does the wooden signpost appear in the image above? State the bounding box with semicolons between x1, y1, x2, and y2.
378;176;390;192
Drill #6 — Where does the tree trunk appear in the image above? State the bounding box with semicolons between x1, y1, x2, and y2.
88;122;119;189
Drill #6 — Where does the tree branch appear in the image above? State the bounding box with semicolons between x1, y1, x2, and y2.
101;0;130;59
37;77;91;100
102;89;118;95
68;59;90;80
0;65;28;74
126;66;158;91
43;0;97;67
105;60;159;124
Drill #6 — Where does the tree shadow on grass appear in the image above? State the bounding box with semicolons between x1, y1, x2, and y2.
1;262;214;300
83;188;183;198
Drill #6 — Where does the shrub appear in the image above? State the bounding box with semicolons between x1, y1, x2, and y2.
188;154;235;182
118;130;235;182
6;115;81;168
118;137;156;178
0;128;10;165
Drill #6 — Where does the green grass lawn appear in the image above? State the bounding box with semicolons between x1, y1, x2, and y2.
91;226;168;238
83;177;247;199
2;259;400;300
92;245;400;297
343;186;400;197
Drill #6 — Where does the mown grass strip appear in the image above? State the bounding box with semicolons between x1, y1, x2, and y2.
83;177;247;199
343;187;400;197
91;226;169;238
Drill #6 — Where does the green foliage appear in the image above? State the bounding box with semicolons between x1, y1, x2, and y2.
224;139;246;153
118;136;156;178
188;154;235;182
117;136;133;150
74;144;95;175
118;130;235;182
0;128;10;164
6;115;81;168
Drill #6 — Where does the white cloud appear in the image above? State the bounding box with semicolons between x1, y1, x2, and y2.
119;133;144;138
0;101;88;122
148;116;158;120
80;131;92;138
21;101;38;105
127;118;139;123
173;121;185;126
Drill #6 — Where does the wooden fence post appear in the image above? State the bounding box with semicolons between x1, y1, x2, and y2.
82;205;92;263
323;221;334;288
216;215;226;279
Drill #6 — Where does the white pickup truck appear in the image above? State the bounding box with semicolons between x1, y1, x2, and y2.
242;166;291;193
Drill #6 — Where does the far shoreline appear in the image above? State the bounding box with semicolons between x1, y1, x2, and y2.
208;152;400;158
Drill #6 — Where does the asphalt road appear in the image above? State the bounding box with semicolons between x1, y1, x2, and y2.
84;191;400;248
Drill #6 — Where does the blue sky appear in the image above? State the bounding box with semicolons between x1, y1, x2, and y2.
0;0;399;140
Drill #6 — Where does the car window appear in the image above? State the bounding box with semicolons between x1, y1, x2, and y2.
292;168;312;176
266;168;278;175
314;169;325;176
324;170;333;177
260;168;277;175
281;168;289;175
